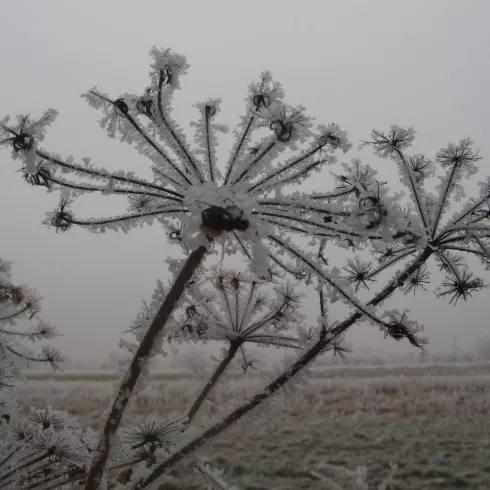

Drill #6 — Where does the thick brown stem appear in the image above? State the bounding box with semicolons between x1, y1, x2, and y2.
186;339;242;424
84;246;207;490
135;247;433;489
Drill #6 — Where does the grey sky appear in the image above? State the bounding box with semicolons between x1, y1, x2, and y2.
1;0;489;363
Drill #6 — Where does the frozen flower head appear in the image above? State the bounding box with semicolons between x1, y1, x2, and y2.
2;46;490;315
1;46;355;279
0;110;57;175
124;415;184;451
0;405;90;489
169;267;304;358
363;126;416;158
436;138;480;169
380;310;427;348
322;120;490;317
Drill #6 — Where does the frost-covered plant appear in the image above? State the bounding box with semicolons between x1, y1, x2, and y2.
0;258;62;374
168;268;304;423
309;462;398;490
0;260;91;489
98;270;305;487
1;45;490;489
0;407;95;489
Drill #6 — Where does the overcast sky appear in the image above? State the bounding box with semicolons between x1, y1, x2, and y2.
1;0;489;364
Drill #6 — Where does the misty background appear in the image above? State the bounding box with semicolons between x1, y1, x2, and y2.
1;0;489;366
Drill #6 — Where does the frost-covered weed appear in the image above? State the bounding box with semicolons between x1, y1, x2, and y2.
1;44;490;489
0;259;93;489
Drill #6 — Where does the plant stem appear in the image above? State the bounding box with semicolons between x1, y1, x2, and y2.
186;339;242;425
84;245;207;490
432;163;459;238
395;148;429;232
223;115;255;186
134;247;433;489
204;107;215;183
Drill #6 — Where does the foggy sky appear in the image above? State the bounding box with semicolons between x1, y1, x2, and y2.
1;0;489;363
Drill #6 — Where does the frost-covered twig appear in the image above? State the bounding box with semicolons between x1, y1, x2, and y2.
193;458;241;490
186;340;241;424
432;139;481;237
84;246;207;489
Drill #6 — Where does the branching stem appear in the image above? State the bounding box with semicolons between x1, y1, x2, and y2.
186;339;242;424
84;245;207;490
133;249;434;490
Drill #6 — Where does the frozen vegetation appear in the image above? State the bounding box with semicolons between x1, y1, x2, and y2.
15;364;490;489
1;44;490;489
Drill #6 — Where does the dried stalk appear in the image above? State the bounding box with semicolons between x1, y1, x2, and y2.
84;246;207;490
186;339;242;424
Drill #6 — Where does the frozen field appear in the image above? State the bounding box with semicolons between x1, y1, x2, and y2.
16;363;490;489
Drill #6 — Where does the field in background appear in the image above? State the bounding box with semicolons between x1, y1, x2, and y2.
17;363;490;489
